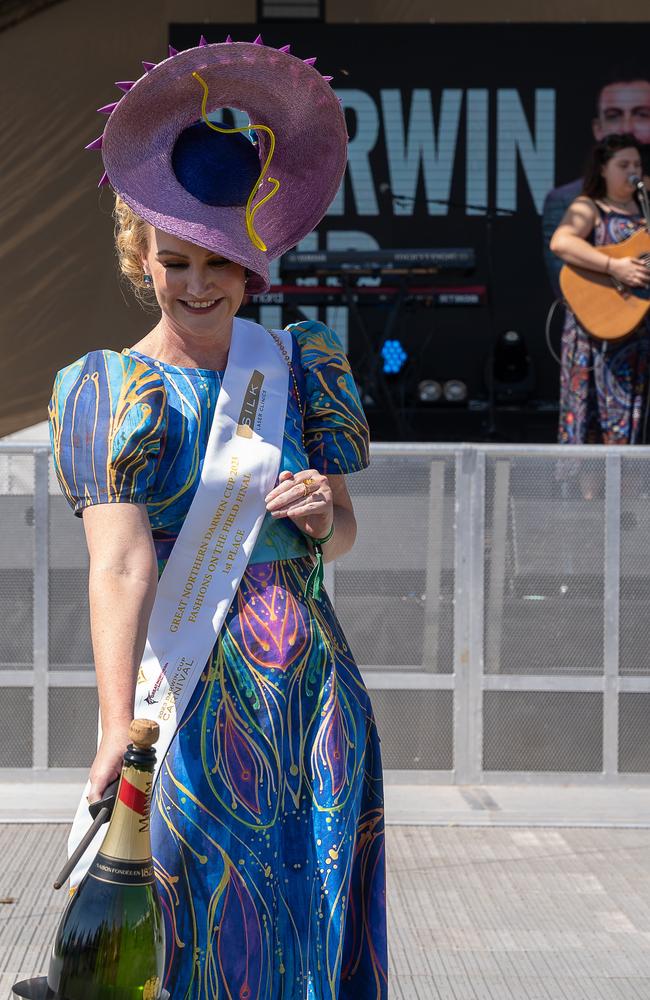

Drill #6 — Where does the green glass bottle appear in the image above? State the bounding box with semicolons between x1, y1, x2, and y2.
47;720;165;1000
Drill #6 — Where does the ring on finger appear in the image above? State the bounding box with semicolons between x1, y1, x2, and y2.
301;477;317;498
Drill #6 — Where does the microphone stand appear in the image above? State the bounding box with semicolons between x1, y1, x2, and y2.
389;190;517;439
634;179;650;445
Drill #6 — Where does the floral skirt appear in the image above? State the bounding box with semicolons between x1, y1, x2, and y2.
151;557;387;1000
558;311;650;444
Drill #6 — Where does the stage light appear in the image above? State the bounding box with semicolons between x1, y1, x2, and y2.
443;379;468;403
417;379;443;403
490;329;534;403
381;339;408;374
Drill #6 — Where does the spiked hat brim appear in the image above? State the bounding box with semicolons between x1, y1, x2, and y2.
87;38;347;293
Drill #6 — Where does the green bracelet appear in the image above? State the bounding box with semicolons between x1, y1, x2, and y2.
303;523;335;600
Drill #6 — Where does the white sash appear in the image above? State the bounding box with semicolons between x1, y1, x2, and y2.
68;318;291;887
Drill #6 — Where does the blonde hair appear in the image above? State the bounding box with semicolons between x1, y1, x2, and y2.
113;195;156;303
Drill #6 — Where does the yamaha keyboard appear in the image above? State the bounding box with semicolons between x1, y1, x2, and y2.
281;247;476;274
250;284;486;306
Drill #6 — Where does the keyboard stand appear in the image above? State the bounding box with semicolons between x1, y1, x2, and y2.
340;273;410;438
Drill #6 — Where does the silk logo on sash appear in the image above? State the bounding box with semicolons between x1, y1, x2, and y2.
237;369;265;438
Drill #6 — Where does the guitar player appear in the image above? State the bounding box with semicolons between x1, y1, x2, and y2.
543;68;650;298
550;134;650;445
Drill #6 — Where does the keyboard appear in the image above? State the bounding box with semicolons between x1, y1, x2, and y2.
249;284;486;307
281;248;476;274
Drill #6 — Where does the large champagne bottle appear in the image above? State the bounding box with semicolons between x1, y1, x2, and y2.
47;719;165;1000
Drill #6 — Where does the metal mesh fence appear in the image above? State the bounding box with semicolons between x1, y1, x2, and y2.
0;451;34;494
0;454;34;668
483;691;603;773
370;689;454;770
48;688;98;768
619;693;650;773
619;457;650;676
338;454;455;672
48;494;92;668
0;688;33;767
484;454;606;676
1;442;649;781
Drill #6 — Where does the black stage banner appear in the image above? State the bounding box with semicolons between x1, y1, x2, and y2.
171;23;650;441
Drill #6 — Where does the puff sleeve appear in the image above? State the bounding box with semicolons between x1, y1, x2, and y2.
288;320;370;475
48;350;167;516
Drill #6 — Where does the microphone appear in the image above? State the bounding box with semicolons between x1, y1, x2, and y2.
378;182;411;207
631;174;650;231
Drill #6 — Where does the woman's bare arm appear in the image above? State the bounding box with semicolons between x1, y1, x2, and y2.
82;502;158;800
549;197;605;270
550;197;650;287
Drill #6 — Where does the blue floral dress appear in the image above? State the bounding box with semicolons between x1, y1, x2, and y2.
49;320;387;1000
559;207;650;444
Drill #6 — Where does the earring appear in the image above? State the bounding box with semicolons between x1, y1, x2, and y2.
143;273;153;287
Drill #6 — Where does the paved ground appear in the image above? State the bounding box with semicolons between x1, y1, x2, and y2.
388;826;650;1000
2;823;650;999
3;779;650;827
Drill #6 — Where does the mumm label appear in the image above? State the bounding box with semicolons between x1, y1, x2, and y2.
88;766;155;886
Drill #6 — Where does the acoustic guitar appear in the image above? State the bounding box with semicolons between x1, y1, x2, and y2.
559;227;650;341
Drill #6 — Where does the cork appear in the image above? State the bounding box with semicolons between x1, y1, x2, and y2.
129;719;160;749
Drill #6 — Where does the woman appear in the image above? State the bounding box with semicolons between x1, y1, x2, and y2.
551;133;650;443
49;38;387;999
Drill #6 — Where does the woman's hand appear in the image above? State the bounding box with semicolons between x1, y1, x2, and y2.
265;470;333;540
610;256;650;288
87;724;131;803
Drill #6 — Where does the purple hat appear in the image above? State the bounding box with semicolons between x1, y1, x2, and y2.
87;37;347;292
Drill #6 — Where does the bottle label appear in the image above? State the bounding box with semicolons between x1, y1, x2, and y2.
88;852;156;886
98;764;154;867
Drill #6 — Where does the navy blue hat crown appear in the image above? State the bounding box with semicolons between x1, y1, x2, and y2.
171;119;260;207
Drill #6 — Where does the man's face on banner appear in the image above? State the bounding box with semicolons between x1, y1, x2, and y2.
593;80;650;144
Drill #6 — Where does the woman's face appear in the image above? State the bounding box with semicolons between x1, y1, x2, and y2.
601;147;642;200
141;227;247;338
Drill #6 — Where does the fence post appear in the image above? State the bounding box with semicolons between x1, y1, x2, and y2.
32;450;49;771
422;459;446;671
454;447;484;784
603;452;621;778
469;450;486;782
485;459;510;674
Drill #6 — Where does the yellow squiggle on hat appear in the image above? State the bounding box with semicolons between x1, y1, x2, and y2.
192;71;279;253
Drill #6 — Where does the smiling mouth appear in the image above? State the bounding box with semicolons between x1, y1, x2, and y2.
179;299;221;312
